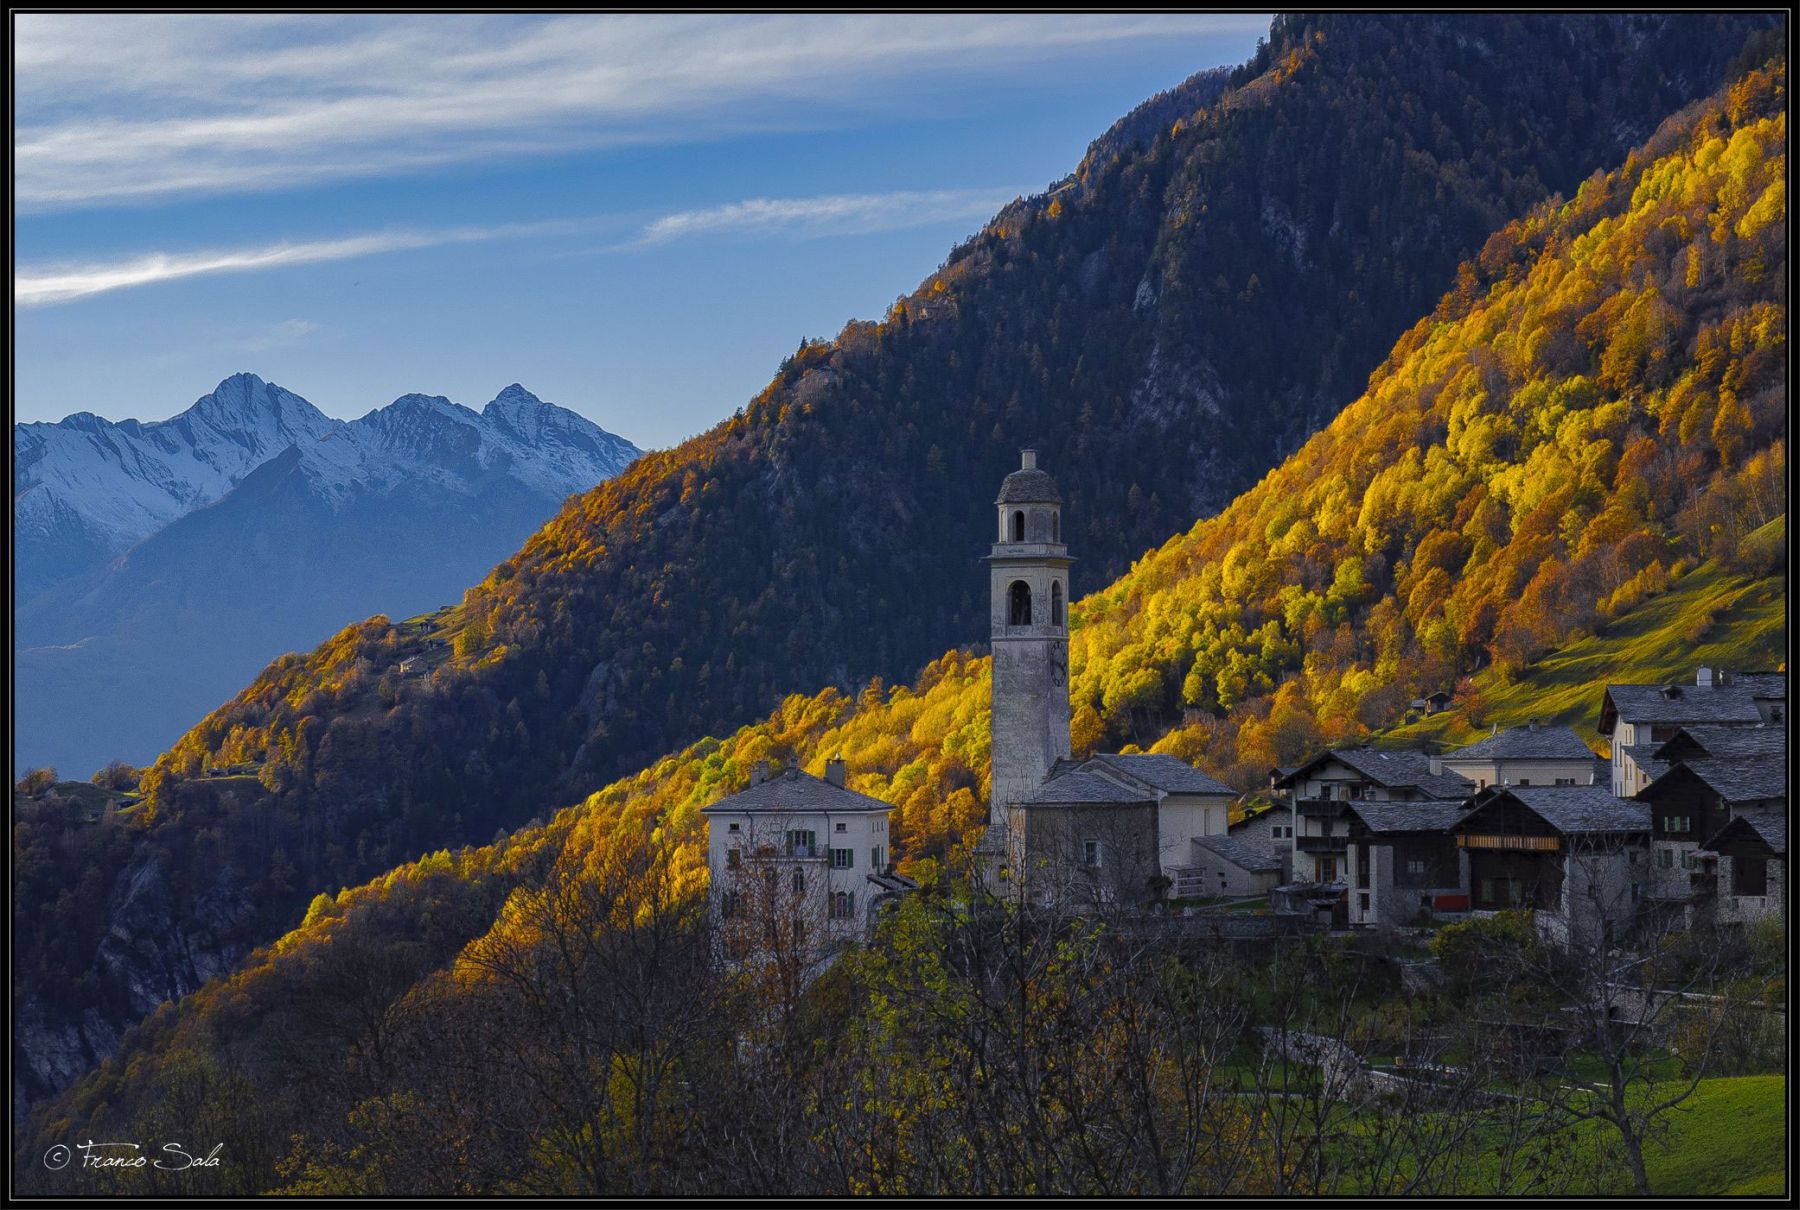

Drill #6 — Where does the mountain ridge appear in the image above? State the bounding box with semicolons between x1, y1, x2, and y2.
14;375;642;777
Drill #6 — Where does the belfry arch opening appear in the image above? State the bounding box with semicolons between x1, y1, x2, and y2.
1052;511;1060;543
1010;510;1026;542
1051;581;1064;626
1008;580;1033;626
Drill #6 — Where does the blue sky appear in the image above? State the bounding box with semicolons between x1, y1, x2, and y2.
15;14;1269;448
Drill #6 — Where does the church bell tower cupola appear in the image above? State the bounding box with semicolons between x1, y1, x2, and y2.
986;448;1073;868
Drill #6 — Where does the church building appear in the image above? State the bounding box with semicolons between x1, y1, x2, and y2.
986;450;1236;909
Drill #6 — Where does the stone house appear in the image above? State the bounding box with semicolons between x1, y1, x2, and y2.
702;758;897;963
1599;667;1784;796
1273;748;1472;884
1451;785;1650;949
1698;810;1786;926
1438;721;1600;790
1341;800;1470;928
1638;725;1786;918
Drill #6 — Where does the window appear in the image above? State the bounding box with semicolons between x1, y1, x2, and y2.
1083;839;1102;868
1052;512;1060;542
835;821;847;833
1555;778;1575;786
1657;847;1674;869
792;869;805;895
831;848;854;869
830;891;856;920
786;829;817;857
721;890;742;918
1010;510;1025;542
1051;581;1064;627
1008;580;1032;625
1407;859;1427;879
726;848;741;870
871;846;885;870
1662;816;1689;835
727;822;740;833
1358;893;1370;911
1517;778;1530;787
1681;850;1698;871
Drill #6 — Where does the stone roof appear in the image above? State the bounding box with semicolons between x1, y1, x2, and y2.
1701;808;1787;857
700;767;892;814
1737;810;1785;856
1600;682;1765;729
997;467;1062;504
1279;747;1473;800
1087;752;1235;796
1191;833;1281;873
1621;744;1671;783
1651;725;1787;763
1445;723;1595;762
1728;671;1787;700
1475;785;1650;835
1345;800;1468;834
1022;769;1156;805
1644;757;1787;806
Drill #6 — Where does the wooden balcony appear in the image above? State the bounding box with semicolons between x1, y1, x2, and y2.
1296;834;1348;853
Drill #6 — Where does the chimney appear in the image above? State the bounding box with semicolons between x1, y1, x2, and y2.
824;755;846;787
1491;723;1498;736
1021;448;1038;470
1428;756;1443;776
751;760;771;786
1696;666;1714;688
1528;719;1539;732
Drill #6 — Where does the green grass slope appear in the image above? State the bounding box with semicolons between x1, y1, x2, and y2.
1387;536;1786;751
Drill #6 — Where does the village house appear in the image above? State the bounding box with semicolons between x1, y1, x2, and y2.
1452;785;1650;949
1182;831;1284;899
1342;800;1470;927
1698;810;1786;926
1437;721;1600;790
1636;724;1787;924
702;758;898;963
1272;749;1473;884
1225;804;1295;878
1599;666;1785;796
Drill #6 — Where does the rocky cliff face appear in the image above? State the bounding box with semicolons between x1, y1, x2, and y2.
14;851;256;1118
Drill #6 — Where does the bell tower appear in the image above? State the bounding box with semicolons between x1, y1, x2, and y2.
987;449;1072;869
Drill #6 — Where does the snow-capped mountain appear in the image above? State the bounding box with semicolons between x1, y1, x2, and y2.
14;374;339;598
14;374;641;778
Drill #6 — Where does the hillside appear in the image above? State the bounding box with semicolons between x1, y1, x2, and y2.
1385;539;1786;750
10;14;1782;1113
15;54;1788;1172
13;7;1761;1022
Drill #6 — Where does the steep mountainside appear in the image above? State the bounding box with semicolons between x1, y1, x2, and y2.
14;373;338;599
149;14;1773;806
14;380;640;777
12;51;1786;1149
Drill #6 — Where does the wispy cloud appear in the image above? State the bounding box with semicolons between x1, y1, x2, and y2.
15;222;572;306
13;14;1268;210
626;189;1021;249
